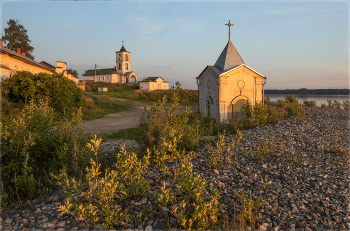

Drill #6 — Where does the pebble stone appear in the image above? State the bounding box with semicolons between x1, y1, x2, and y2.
1;107;349;231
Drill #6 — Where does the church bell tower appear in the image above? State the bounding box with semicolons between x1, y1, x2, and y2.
116;41;131;74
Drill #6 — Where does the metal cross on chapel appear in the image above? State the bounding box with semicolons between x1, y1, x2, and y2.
225;20;234;40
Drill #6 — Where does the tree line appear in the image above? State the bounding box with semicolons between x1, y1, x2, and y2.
265;88;350;95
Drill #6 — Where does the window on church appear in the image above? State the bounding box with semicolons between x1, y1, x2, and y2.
125;64;128;70
118;63;121;70
125;54;128;61
119;54;121;61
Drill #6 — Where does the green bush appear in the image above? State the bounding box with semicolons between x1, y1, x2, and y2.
242;102;287;127
264;95;270;104
1;71;84;117
173;155;219;230
208;134;235;169
327;99;341;109
303;100;317;108
1;100;92;207
56;136;149;229
342;100;350;111
139;83;199;159
242;95;304;127
285;95;299;104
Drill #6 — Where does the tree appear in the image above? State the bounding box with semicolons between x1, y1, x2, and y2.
2;19;34;59
67;69;78;77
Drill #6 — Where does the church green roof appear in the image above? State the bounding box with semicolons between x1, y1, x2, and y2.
83;68;117;76
214;40;244;72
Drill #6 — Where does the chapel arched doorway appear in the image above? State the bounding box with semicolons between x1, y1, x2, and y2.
227;98;247;121
234;99;246;118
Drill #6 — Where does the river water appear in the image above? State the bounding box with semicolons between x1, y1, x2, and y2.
265;94;350;106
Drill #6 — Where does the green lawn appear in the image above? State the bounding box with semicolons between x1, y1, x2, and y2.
86;89;135;99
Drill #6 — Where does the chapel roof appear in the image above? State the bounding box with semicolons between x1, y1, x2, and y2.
214;40;244;72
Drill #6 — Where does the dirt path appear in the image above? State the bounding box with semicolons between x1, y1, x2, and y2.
84;96;197;135
84;97;152;135
84;108;144;135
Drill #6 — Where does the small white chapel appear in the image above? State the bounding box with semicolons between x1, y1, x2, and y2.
197;20;267;122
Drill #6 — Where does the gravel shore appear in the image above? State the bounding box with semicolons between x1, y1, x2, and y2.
1;107;349;231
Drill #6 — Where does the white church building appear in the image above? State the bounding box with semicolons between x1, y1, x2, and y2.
83;42;137;84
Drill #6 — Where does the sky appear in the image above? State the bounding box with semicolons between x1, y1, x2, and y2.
1;1;349;90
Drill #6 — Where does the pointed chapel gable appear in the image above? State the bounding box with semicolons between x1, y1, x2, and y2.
214;40;244;72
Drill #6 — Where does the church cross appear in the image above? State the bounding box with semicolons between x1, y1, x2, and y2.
225;20;234;40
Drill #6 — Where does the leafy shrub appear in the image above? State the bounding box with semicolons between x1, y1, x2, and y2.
173;155;219;230
276;98;286;108
1;71;84;117
276;96;305;118
243;102;287;127
208;134;235;169
285;95;299;104
327;99;341;109
242;95;304;127
1;100;91;207
303;100;317;108
266;105;288;123
81;95;99;114
342;100;350;111
114;146;150;199
155;181;175;207
264;95;270;104
139;83;199;159
252;142;273;161
56;136;149;229
232;190;262;229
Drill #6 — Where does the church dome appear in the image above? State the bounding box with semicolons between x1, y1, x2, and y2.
120;45;126;52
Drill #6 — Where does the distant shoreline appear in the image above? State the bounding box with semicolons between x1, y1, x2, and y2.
265;89;350;95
